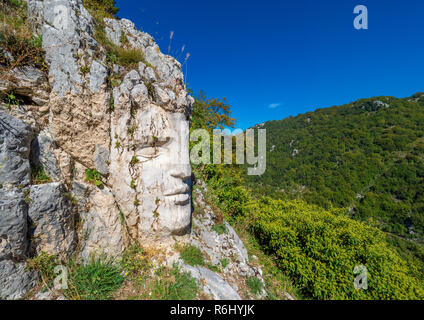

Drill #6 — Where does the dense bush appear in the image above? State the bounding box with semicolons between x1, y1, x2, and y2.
249;198;424;299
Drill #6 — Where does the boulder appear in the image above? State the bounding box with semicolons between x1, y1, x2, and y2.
79;186;124;261
0;189;28;261
0;260;37;300
30;130;62;181
0;111;34;189
28;183;76;259
180;263;241;300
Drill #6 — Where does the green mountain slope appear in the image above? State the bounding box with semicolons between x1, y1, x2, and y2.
245;93;424;242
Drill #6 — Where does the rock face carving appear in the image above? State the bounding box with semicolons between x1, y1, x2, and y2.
110;98;192;240
0;0;267;300
23;0;194;254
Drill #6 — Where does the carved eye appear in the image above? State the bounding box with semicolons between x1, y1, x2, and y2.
137;136;169;159
139;146;158;158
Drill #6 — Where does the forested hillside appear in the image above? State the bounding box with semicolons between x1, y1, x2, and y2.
190;91;424;299
245;93;424;244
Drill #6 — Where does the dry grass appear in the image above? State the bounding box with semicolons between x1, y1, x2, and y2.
0;0;46;78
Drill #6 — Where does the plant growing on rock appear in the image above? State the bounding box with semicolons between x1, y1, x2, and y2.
65;257;123;300
80;65;90;75
31;165;51;185
151;264;199;300
130;179;136;189
212;223;227;235
179;244;205;267
26;252;60;286
2;92;21;109
0;0;46;73
220;258;229;268
84;168;102;187
247;276;263;296
130;156;139;166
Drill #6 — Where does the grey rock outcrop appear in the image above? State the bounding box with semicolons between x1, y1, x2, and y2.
181;264;241;300
79;186;124;261
0;189;37;299
28;183;76;259
0;260;37;300
0;111;34;189
0;190;28;261
0;65;49;106
30;130;62;181
188;181;266;299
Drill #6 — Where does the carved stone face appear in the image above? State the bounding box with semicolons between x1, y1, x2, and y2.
109;64;193;241
130;105;192;237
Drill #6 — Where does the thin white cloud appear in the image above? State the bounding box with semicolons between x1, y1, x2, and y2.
268;103;282;109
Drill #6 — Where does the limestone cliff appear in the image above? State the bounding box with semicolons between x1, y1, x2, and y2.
0;0;270;300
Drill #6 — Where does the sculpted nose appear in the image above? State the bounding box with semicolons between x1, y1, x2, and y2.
170;165;192;180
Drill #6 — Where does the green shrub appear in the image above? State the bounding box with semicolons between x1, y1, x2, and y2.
250;198;424;299
179;245;205;267
66;258;123;300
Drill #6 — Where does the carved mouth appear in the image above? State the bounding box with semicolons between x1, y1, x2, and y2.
164;184;189;196
164;185;190;205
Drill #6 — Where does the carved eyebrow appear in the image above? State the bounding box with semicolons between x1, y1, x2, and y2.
137;135;171;147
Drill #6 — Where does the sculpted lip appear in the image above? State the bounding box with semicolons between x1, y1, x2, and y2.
164;184;189;196
164;184;190;205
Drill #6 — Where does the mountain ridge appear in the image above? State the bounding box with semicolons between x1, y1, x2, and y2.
245;92;424;243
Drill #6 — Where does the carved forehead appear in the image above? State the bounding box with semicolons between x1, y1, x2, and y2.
136;105;168;137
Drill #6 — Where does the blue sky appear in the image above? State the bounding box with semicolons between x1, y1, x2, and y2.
117;0;424;129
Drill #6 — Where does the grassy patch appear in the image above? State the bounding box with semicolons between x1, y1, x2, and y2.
26;252;60;286
31;165;51;185
212;223;227;235
82;0;119;17
121;245;152;278
247;276;263;296
0;0;46;72
80;65;90;75
206;263;220;273
151;264;199;300
66;257;123;300
179;244;205;267
220;258;229;268
83;1;146;69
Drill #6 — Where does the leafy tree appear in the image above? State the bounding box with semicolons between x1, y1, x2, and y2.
189;90;236;132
